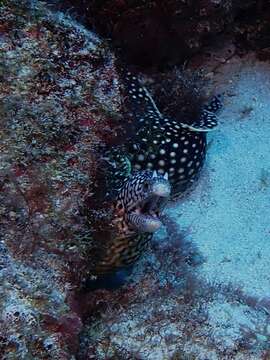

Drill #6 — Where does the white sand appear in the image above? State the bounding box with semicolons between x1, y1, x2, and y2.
166;55;270;298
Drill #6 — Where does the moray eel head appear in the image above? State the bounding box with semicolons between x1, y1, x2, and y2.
115;170;171;235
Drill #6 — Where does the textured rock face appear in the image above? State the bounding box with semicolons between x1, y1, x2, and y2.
50;0;260;67
0;1;121;357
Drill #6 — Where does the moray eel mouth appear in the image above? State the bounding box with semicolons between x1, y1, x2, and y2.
127;181;171;233
140;194;166;217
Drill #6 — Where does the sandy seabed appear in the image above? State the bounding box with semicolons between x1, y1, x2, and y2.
168;55;270;298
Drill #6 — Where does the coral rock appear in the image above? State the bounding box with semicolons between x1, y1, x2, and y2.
0;0;122;358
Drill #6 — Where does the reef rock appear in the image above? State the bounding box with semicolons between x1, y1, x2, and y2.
50;0;261;67
0;0;121;357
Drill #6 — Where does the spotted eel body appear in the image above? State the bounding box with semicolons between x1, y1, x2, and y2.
92;72;221;276
93;170;171;275
124;72;222;198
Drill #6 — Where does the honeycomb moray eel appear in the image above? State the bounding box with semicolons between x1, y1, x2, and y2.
93;170;171;276
124;72;222;198
90;73;221;282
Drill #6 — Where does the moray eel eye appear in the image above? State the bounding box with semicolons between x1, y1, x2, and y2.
143;182;149;192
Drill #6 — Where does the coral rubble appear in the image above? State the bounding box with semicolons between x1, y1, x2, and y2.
78;217;270;359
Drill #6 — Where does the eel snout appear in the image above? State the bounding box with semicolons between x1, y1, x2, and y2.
127;182;171;233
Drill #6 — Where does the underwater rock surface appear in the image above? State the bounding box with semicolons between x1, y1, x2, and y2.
0;1;122;357
48;0;270;67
